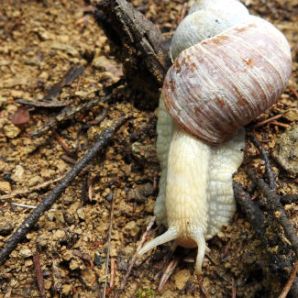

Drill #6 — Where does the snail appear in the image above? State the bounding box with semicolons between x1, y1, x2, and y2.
137;0;292;273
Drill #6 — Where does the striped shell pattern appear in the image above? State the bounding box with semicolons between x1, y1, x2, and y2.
162;16;292;145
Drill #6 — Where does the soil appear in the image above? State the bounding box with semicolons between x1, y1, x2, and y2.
0;0;297;297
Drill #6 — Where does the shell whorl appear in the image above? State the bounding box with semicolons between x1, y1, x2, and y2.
170;0;250;60
164;16;292;145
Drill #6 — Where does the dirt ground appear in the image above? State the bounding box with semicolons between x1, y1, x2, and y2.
0;0;297;297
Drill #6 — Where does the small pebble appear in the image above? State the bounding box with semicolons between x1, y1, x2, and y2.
123;221;139;237
69;259;80;270
3;123;21;139
52;230;66;241
77;208;85;220
174;269;191;290
19;248;33;258
0;181;11;194
0;222;13;236
81;269;97;289
11;165;25;182
28;175;43;187
62;284;72;295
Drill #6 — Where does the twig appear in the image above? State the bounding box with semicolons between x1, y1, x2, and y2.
280;195;298;204
94;0;168;103
30;97;103;136
158;258;179;292
81;174;90;204
231;278;237;298
10;202;56;211
110;257;116;289
234;181;298;296
11;203;37;209
233;182;266;241
17;98;72;109
0;177;63;201
278;261;298;298
42;65;85;101
247;169;298;259
30;79;124;137
197;274;208;298
89;108;108;125
102;192;115;298
33;252;46;298
254;114;283;128
0;117;127;266
17;66;85;110
120;216;156;290
54;132;75;156
249;135;276;191
60;155;77;165
270;121;290;128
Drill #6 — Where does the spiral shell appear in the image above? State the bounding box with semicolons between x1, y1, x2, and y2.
163;16;292;145
170;0;250;60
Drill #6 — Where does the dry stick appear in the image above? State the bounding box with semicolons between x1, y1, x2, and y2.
33;252;46;298
233;182;266;241
17;98;72;109
281;195;298;204
31;97;104;137
31;79;124;137
17;65;85;110
254;113;283;128
246;169;298;259
279;261;298;298
234;181;298;296
0;177;63;201
120;216;156;290
249;135;276;191
110;257;116;289
271;121;290;128
102;192;115;298
11;203;37;209
54;132;75;156
231;278;237;298
0;117;127;266
158;258;179;292
43;65;85;101
94;0;168;106
248;135;298;291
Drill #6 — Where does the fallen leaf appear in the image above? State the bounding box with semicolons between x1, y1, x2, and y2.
10;107;30;125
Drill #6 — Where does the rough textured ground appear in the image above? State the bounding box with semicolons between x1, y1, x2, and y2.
0;0;297;297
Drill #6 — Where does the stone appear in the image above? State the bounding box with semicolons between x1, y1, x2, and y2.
123;221;139;237
3;123;21;139
19;248;33;258
11;165;25;182
174;269;191;290
62;284;72;295
0;222;13;236
273;126;298;175
0;181;11;194
52;230;66;241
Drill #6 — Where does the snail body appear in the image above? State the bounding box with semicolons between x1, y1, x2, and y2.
138;0;292;273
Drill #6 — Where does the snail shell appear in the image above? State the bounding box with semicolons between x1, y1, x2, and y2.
163;16;292;145
170;0;250;60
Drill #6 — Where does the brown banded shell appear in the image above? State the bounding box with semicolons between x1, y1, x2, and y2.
162;16;292;145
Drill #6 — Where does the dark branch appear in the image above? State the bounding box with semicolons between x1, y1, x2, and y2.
0;116;127;265
94;0;169;104
249;134;276;191
247;169;298;259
